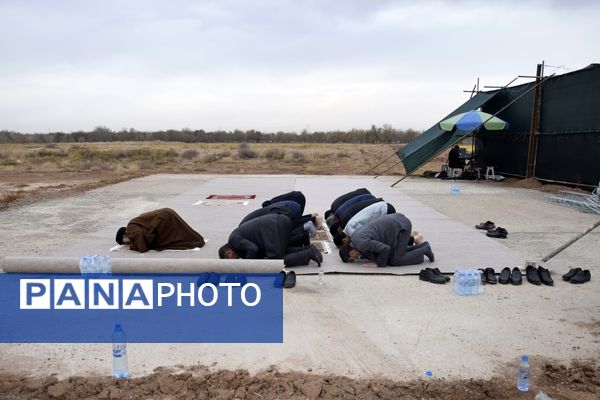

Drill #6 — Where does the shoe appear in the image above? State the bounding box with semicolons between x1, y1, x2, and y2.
308;245;323;266
498;267;511;284
284;271;296;288
476;221;496;230
274;271;285;288
526;266;541;285
419;268;447;284
423;243;435;262
538;266;554;286
484;267;497;284
570;269;591;284
478;268;486;285
510;267;523;285
486;227;508;239
562;267;582;281
433;267;450;282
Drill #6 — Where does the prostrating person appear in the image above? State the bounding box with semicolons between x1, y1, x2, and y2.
219;213;323;267
339;213;434;267
115;208;205;253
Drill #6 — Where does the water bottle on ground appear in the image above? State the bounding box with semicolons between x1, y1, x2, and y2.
100;255;112;273
112;324;129;378
517;355;530;392
79;256;92;273
450;184;460;195
318;264;325;285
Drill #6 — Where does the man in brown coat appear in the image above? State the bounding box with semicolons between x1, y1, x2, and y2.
115;208;205;253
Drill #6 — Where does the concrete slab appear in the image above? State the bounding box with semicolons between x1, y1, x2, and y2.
1;174;599;382
45;175;525;276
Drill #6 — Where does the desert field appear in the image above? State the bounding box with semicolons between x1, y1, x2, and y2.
0;142;423;209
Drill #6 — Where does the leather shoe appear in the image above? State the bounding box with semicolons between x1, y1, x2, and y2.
433;267;450;282
570;269;591;284
538;266;554;286
484;267;497;284
526;266;541;285
419;268;447;284
498;267;511;284
309;245;323;266
486;227;508;239
510;267;523;285
562;267;582;281
476;221;496;230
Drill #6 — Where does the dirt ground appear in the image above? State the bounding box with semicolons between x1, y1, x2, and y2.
0;358;598;400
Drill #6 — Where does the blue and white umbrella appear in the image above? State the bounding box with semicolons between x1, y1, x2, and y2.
439;110;508;132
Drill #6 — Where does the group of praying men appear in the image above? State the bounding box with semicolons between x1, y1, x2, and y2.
115;188;435;268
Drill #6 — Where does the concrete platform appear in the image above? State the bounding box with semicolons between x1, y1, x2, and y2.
46;175;525;275
1;174;599;381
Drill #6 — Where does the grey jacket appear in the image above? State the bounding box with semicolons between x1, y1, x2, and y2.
351;213;413;267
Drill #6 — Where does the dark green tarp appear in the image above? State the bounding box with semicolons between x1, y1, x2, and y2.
396;91;499;174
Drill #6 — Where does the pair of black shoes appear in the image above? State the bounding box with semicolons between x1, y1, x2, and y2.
562;268;591;284
526;265;554;286
499;267;523;285
419;267;450;284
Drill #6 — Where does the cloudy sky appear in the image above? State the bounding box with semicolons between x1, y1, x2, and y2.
1;0;599;133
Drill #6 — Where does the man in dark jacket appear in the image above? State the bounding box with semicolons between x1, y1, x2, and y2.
219;213;322;267
338;213;434;267
115;208;205;253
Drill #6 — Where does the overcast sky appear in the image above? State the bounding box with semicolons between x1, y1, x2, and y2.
1;0;599;133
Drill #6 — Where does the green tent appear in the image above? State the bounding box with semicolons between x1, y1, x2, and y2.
397;91;499;174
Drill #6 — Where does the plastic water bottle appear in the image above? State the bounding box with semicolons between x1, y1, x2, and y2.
80;255;112;273
517;355;530;392
318;264;325;285
450;184;460;195
477;270;484;294
100;255;112;273
112;324;129;378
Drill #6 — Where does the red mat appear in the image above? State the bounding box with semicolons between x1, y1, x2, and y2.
206;194;256;200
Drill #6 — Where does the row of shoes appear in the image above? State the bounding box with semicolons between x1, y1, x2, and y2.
419;267;451;284
475;220;508;239
562;267;592;284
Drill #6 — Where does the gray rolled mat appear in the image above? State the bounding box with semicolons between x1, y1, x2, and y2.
0;257;283;274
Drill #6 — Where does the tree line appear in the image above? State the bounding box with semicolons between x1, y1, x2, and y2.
0;124;421;144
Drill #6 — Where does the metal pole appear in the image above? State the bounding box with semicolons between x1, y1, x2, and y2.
526;64;543;178
390;73;555;188
540;218;600;263
374;160;403;178
364;152;397;175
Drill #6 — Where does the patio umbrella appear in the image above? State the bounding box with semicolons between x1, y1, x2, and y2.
439;110;508;132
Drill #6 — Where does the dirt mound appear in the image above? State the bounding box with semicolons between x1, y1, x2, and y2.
1;360;598;400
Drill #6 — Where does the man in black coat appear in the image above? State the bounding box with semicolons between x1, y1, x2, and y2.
219;213;322;267
339;213;434;267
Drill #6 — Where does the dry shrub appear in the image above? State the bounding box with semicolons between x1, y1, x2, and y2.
237;143;257;159
291;151;306;162
0;191;22;208
180;149;199;160
265;148;286;160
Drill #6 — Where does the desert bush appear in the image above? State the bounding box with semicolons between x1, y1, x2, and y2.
291;151;306;162
337;151;350;158
237;143;257;159
181;149;199;160
265;148;286;160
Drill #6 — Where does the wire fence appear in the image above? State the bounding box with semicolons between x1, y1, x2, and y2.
547;183;600;214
